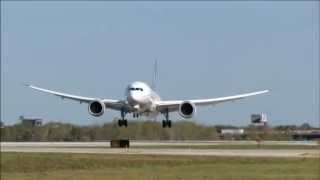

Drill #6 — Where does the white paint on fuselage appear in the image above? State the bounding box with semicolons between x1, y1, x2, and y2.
126;81;160;113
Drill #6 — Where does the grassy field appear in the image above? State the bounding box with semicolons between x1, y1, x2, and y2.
1;152;319;180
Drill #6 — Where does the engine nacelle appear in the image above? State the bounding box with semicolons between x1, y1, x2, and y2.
178;101;196;118
88;100;105;117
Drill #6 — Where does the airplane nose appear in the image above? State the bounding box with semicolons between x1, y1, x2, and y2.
128;92;140;104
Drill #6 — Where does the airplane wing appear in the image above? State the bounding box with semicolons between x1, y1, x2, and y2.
156;90;269;112
25;84;130;111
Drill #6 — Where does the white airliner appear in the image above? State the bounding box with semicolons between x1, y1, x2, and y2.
26;81;268;128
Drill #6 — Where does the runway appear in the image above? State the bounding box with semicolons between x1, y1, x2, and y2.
1;141;319;158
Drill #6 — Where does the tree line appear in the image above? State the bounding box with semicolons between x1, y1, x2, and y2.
0;120;316;142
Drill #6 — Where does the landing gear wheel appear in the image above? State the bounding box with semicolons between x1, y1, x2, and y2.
118;108;128;127
162;120;166;128
167;120;172;128
124;119;128;127
162;120;172;128
118;119;128;127
162;109;172;128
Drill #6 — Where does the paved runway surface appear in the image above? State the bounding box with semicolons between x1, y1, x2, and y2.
1;141;319;158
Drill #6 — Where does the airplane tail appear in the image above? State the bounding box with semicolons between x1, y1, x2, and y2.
151;60;159;91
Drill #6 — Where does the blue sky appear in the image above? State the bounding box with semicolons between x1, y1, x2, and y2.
1;2;319;126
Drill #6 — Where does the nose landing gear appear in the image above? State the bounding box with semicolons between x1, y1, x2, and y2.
133;113;140;118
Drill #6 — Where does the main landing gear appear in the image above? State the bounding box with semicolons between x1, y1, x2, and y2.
117;109;172;128
118;109;128;127
162;109;172;128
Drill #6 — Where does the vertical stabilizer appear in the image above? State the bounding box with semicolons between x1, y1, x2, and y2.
151;60;158;91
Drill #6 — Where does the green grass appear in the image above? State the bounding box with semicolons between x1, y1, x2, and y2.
1;152;319;180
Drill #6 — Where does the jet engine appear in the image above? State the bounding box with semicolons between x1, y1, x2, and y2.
178;101;196;118
88;100;105;117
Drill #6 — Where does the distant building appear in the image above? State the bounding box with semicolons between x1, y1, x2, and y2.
251;113;268;126
219;129;244;135
218;128;245;140
19;116;42;127
292;130;320;140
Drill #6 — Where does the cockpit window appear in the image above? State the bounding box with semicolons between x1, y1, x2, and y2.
129;87;143;91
